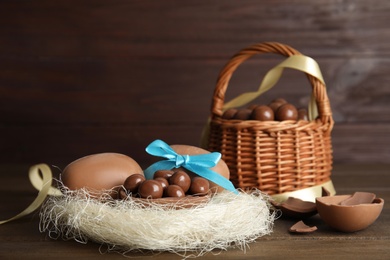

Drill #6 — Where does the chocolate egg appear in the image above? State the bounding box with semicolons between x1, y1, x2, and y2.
275;103;298;121
61;153;143;198
165;185;185;198
222;108;238;119
250;105;274;121
154;177;169;190
268;98;287;113
138;180;163;199
233;108;252;120
298;108;309;121
189;177;210;195
272;98;287;104
170;144;230;193
153;170;174;180
247;104;259;110
124;173;145;194
169;170;191;193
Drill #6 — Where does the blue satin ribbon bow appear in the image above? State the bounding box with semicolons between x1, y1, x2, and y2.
144;139;238;194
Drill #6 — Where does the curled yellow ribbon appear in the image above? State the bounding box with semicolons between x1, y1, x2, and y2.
0;164;60;225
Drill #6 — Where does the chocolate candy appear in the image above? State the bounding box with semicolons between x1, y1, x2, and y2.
124;173;146;194
222;108;238;119
268;98;287;113
154;177;169;190
169;170;191;193
154;170;174;179
247;104;259;110
138;180;163;199
165;185;185;198
298;108;308;121
272;98;287;104
233;109;252;120
189;177;210;195
250;105;274;121
275;103;298;121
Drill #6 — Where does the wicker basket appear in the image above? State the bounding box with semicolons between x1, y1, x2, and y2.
205;42;334;197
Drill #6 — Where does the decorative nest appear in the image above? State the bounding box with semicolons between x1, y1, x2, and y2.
39;187;275;258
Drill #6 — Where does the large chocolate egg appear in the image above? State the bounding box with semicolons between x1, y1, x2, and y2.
61;153;143;198
170;144;230;193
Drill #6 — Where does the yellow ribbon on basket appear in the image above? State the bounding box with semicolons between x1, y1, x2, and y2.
0;164;61;225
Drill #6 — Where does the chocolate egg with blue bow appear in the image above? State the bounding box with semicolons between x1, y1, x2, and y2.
61;153;143;199
169;145;230;193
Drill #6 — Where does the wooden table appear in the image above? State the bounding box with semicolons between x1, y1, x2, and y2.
0;164;389;259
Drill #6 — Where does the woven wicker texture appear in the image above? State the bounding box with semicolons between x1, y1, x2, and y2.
207;42;334;195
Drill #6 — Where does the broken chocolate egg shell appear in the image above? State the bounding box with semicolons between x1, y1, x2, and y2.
289;220;317;233
170;144;230;193
316;195;384;232
339;191;376;206
271;197;317;219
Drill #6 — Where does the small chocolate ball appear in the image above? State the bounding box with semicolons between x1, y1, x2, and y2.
298;108;309;121
154;177;169;190
233;108;252;120
222;108;238;119
153;170;174;180
272;98;287;104
189;177;210;195
169;170;191;193
247;104;258;110
123;174;146;193
138;180;163;199
250;105;274;121
268;101;285;113
275;103;298;121
165;185;185;198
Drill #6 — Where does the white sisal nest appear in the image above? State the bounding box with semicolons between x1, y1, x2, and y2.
39;188;275;258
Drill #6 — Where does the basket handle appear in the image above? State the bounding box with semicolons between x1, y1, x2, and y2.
211;42;333;126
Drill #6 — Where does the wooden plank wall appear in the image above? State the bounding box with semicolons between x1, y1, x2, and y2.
0;0;389;169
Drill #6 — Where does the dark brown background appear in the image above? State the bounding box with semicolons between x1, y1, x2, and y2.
1;0;389;170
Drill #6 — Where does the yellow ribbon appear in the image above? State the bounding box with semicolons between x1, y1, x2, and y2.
271;180;336;203
221;55;325;120
0;164;61;225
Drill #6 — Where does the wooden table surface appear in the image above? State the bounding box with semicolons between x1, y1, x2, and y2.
0;164;389;259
